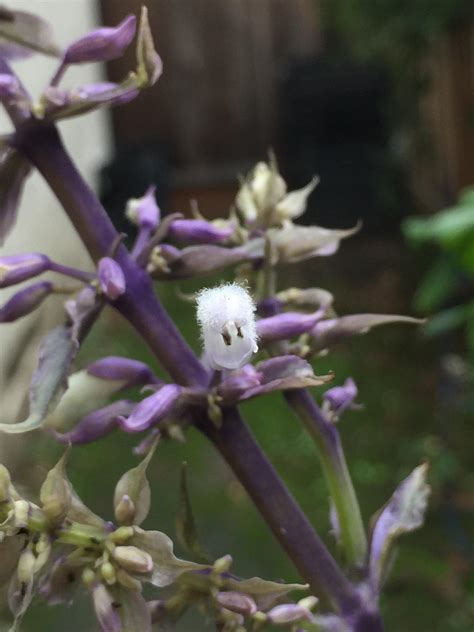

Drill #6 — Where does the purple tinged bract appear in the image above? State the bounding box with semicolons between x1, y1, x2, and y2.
64;15;136;64
0;253;50;288
97;257;126;300
119;384;182;432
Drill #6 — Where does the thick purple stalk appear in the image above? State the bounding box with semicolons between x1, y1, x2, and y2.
11;121;361;613
196;408;360;611
1;58;384;625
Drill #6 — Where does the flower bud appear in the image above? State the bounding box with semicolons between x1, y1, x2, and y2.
82;567;96;587
267;603;313;625
109;526;135;544
101;561;116;585
215;592;257;616
236;182;258;224
0;253;50;288
112;545;153;574
0;281;53;322
114;495;136;526
17;548;36;584
125;185;160;230
168;219;234;244
196;283;258;370
256;307;326;345
250;161;286;214
87;356;157;386
119;384;181;433
116;568;142;591
13;500;30;529
97;257;126;300
322;377;358;421
213;554;233;574
92;583;121;632
64;15;136;64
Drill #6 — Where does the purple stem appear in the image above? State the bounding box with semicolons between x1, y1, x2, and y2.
1;59;382;624
14;123;361;611
130;225;152;259
49;260;94;283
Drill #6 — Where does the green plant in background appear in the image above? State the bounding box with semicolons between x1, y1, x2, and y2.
403;186;474;364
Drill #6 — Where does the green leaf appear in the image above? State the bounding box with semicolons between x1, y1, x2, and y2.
176;462;210;563
422;302;474;338
0;326;78;434
413;257;461;312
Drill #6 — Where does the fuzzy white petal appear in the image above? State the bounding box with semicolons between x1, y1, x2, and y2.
196;283;258;370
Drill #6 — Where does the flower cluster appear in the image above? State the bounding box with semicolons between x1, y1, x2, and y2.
0;5;431;631
0;452;322;632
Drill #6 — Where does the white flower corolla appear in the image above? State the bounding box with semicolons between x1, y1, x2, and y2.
196;283;258;370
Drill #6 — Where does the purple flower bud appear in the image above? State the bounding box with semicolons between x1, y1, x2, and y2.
64;15;136;64
256;306;326;345
215;591;258;616
119;384;182;432
0;253;50;288
126;186;160;229
92;583;121;632
267;603;313;625
97;257;126;300
87;356;158;386
51;400;135;445
322;378;358;420
0;281;53;322
168;219;234;244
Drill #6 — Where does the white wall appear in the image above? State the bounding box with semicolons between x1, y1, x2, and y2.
0;0;112;425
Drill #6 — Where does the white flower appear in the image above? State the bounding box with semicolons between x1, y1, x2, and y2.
196;283;258;370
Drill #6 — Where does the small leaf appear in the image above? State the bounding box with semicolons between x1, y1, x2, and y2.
369;463;430;589
113;440;158;526
0;8;60;59
0;147;31;245
0;326;77;434
130;528;207;588
223;576;308;610
176;463;210;563
39;450;72;526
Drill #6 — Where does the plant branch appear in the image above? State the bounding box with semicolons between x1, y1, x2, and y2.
9;118;363;612
285;389;368;568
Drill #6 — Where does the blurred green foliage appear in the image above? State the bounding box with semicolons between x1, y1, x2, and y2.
403;187;474;363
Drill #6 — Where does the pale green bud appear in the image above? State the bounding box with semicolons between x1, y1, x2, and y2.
17;548;36;584
112;545;153;574
13;500;30;529
101;561;116;585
